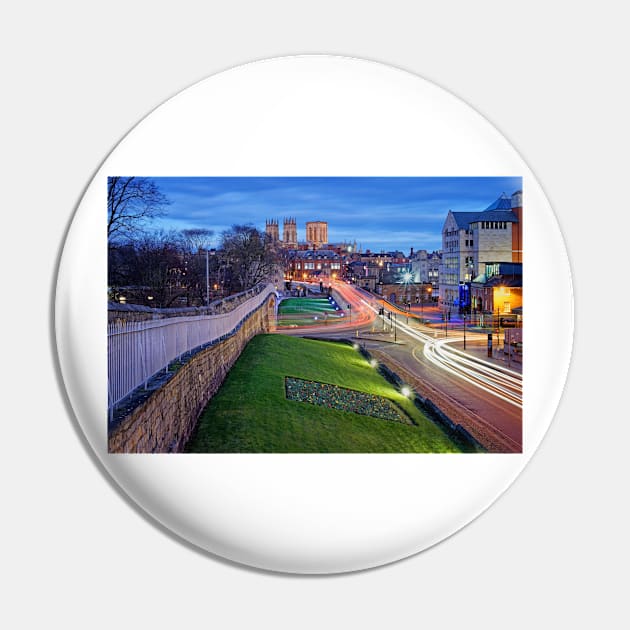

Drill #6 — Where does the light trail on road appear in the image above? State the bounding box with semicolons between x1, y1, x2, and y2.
340;284;523;409
419;341;522;407
278;282;522;409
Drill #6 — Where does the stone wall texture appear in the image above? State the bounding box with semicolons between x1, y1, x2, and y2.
108;295;275;453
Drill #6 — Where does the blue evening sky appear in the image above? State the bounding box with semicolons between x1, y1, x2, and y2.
150;177;522;253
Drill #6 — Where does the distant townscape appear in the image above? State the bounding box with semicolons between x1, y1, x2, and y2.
258;188;522;321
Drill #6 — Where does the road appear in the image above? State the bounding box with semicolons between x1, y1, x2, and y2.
276;281;522;452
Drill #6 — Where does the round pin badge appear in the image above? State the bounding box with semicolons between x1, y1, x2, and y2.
56;55;573;574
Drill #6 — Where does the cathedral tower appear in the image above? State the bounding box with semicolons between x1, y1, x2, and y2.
265;218;279;242
283;217;297;248
306;221;328;249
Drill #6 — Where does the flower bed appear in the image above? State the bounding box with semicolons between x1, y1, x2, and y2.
285;376;411;425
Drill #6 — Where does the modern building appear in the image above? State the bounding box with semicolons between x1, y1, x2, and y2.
440;191;521;312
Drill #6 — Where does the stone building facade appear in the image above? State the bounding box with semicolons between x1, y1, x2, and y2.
410;249;441;299
286;249;342;281
439;191;521;311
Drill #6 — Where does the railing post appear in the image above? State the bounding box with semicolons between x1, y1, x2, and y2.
139;330;148;390
162;335;168;374
108;385;114;425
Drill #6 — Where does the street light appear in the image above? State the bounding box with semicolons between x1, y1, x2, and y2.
202;250;209;306
463;313;467;350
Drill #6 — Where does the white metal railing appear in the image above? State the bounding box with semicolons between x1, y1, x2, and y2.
108;283;275;420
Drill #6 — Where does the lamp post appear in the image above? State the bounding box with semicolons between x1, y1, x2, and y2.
463;313;467;350
205;248;210;306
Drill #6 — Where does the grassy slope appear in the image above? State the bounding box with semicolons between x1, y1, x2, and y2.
186;334;462;453
278;298;336;314
277;297;341;327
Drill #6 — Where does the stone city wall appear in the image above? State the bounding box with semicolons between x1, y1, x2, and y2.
108;295;275;453
108;283;270;324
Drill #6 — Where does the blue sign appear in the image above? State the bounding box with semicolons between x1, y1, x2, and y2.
458;282;471;309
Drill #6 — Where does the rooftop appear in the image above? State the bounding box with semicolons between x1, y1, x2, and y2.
448;192;520;229
290;249;341;259
484;192;512;211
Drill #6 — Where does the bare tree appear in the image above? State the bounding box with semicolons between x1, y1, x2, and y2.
133;231;184;307
107;177;169;243
108;229;184;307
179;228;215;305
180;228;215;254
220;224;279;293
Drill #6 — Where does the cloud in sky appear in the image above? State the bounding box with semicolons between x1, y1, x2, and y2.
149;176;522;252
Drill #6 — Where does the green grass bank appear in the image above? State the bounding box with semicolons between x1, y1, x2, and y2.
186;334;463;453
276;297;342;327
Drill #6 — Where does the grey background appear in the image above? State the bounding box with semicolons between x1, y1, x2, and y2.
2;1;626;628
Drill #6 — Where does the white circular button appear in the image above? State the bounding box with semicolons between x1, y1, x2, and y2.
55;56;573;574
